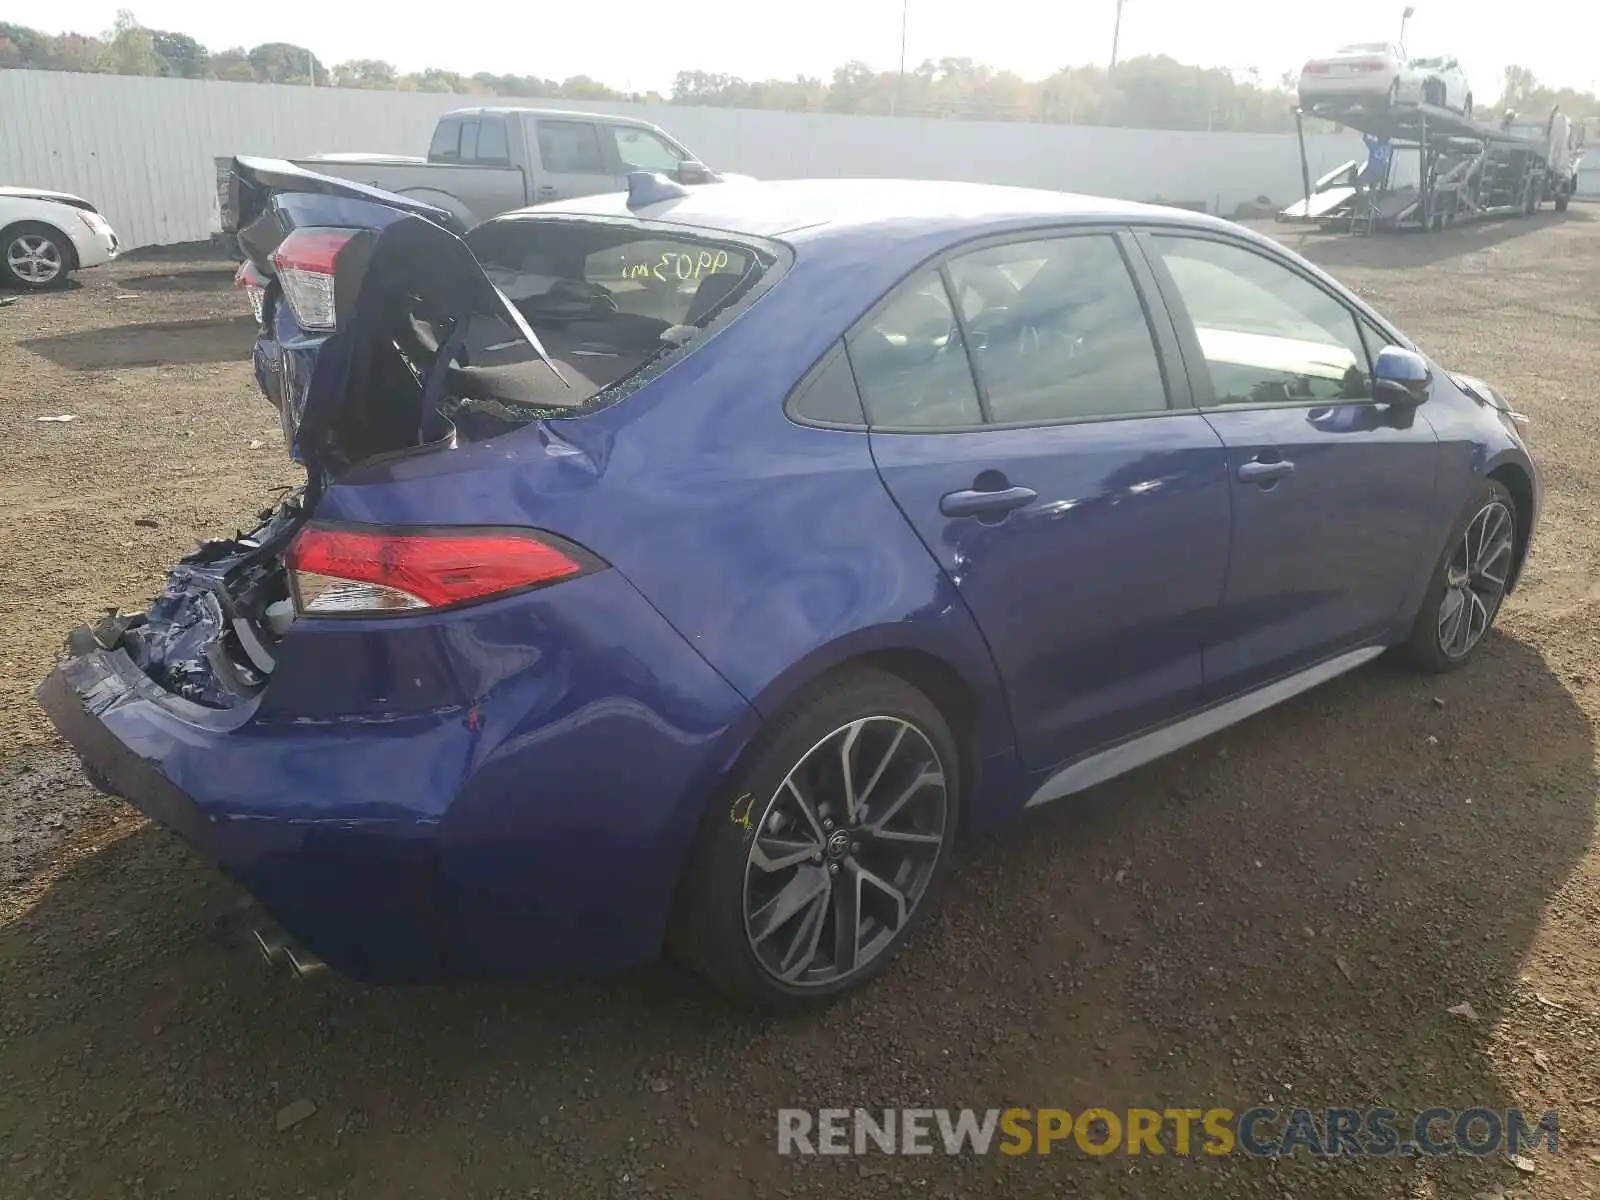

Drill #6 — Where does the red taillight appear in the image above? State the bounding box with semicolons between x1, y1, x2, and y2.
270;227;358;332
285;525;599;615
234;259;266;324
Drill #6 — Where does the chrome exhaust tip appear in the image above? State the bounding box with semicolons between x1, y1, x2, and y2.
254;925;289;965
283;942;327;979
252;926;326;979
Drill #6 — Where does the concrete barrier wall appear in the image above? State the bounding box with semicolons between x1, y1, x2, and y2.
0;69;1366;249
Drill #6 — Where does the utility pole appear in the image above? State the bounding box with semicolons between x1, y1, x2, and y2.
893;0;908;116
1110;0;1126;71
1399;6;1415;46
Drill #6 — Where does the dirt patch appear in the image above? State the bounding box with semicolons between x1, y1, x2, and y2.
120;268;238;294
1;220;1598;1199
0;751;114;894
22;315;257;370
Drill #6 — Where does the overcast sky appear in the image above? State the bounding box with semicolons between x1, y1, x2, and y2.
10;0;1595;101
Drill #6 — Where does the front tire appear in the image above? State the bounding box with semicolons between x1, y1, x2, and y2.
670;669;960;1012
1402;480;1516;672
1;222;72;290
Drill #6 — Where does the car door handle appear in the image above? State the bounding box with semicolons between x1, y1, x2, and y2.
535;185;558;200
940;485;1037;518
1237;459;1296;483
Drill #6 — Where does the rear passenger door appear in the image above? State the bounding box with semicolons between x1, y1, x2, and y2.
1137;230;1438;699
859;231;1232;774
532;119;615;202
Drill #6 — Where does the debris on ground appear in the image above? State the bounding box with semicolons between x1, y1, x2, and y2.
274;1099;317;1132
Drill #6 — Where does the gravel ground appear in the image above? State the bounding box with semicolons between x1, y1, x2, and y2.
1;217;1598;1199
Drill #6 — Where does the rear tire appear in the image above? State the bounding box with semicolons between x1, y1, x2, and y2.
669;669;961;1012
1555;192;1570;212
1401;479;1516;672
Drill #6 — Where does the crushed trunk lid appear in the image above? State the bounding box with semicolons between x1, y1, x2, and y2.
229;156;568;475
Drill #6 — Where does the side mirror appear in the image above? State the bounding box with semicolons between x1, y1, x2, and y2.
1373;346;1432;402
676;160;715;185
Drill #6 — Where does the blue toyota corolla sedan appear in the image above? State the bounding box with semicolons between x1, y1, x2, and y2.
39;161;1538;1010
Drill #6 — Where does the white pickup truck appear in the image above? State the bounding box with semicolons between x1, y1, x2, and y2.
217;106;738;234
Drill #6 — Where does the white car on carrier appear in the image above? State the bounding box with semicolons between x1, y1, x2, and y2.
0;187;121;290
1298;43;1473;118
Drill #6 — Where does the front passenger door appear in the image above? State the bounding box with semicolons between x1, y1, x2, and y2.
1140;231;1438;700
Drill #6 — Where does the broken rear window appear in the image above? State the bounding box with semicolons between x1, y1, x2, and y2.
429;218;778;441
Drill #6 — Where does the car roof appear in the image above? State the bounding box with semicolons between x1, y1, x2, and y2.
507;178;1236;245
0;184;90;204
442;106;657;129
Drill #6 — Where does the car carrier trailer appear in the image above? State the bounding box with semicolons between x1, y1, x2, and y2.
1279;99;1583;234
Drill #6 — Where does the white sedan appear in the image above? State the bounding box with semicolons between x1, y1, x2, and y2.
0;187;121;290
1298;43;1474;118
1404;55;1473;117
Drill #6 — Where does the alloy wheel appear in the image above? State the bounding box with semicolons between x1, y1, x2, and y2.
1437;500;1514;660
741;716;949;987
6;234;63;285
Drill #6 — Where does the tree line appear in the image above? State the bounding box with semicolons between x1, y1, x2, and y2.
2;11;1594;134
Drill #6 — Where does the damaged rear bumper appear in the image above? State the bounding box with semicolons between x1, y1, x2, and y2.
37;641;458;981
36;568;759;983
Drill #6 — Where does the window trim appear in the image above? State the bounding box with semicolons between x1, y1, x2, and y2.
458;119;482;164
791;224;1197;435
1131;226;1413;414
782;339;869;430
844;268;986;431
937;262;995;423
